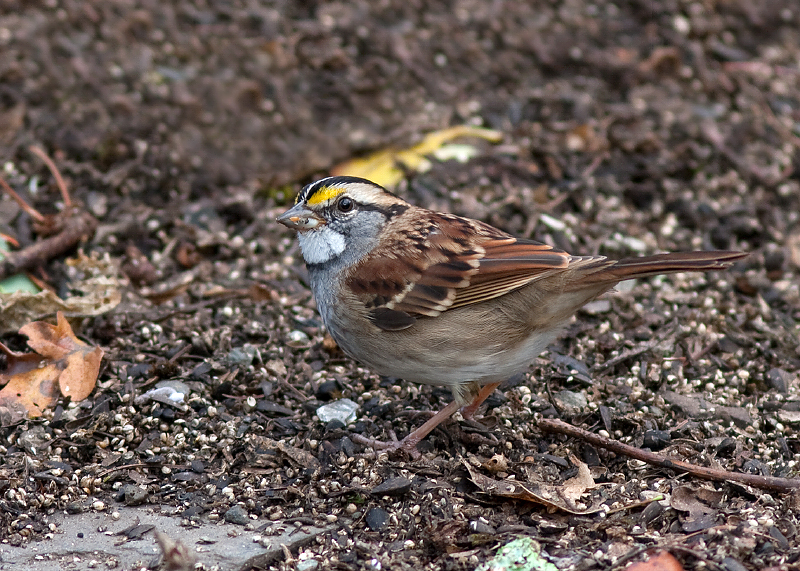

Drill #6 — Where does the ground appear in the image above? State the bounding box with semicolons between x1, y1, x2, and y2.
1;1;800;570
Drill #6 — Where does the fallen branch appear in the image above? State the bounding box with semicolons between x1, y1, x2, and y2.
0;209;97;280
0;147;98;281
538;417;800;493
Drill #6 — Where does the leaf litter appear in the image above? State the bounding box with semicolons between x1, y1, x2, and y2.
1;1;799;569
0;311;103;424
465;454;604;515
0;250;121;334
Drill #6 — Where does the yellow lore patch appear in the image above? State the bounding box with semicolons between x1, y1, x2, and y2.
306;185;345;206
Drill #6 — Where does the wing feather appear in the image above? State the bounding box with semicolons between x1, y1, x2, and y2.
346;208;571;330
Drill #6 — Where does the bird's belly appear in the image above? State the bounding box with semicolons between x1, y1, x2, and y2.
326;306;567;389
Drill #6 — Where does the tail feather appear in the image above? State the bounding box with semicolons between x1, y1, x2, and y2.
569;250;747;287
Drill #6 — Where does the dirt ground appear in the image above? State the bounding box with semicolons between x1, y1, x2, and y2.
2;1;800;570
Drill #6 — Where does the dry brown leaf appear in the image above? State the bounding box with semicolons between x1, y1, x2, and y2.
625;551;684;571
0;251;121;334
245;283;277;302
242;436;322;475
560;454;596;503
464;457;605;515
0;346;60;424
670;485;721;516
0;312;103;423
670;484;722;532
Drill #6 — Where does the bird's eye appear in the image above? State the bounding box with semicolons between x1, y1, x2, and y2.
337;197;354;212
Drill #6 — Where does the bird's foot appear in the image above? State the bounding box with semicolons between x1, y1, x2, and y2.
350;432;422;460
352;399;463;459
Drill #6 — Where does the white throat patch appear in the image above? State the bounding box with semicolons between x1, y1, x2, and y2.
297;228;346;264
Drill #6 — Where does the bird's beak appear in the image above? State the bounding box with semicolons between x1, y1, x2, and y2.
277;203;326;231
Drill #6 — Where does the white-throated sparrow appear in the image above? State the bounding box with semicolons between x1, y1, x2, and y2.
278;176;745;454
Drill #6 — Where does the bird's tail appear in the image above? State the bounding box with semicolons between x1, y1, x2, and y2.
566;250;747;288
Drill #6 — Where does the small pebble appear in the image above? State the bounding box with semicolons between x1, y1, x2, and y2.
297;560;319;571
365;507;389;531
317;399;359;425
224;505;250;525
370;477;412;497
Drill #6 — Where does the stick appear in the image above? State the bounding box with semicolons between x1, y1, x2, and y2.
538;417;800;493
0;177;46;222
30;145;72;208
0;210;97;280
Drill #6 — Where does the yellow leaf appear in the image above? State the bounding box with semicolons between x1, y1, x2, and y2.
332;125;503;188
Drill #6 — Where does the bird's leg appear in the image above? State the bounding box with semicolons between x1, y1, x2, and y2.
460;382;501;421
394;399;463;452
352;399;462;458
352;382;504;456
396;382;502;450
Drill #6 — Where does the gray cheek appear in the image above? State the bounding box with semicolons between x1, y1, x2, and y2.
303;210;388;326
334;211;385;256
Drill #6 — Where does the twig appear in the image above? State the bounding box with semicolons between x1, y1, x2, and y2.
0;177;46;222
0;210;97;280
168;343;192;363
30;145;72;208
539;417;800;493
0;233;19;248
280;371;311;402
581;152;608;179
0;150;98;281
96;463;158;479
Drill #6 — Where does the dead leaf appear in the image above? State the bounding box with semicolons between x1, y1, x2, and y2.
0;251;121;334
561;454;596;503
245;283;277;302
464;456;605;515
242;436;321;475
0;312;103;423
483;453;509;474
625;551;684;571
276;440;321;472
0;346;59;424
670;485;722;515
670;484;722;532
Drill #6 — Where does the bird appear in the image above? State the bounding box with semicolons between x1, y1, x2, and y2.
277;176;746;455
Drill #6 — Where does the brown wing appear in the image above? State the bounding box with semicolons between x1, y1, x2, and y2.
345;209;571;331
